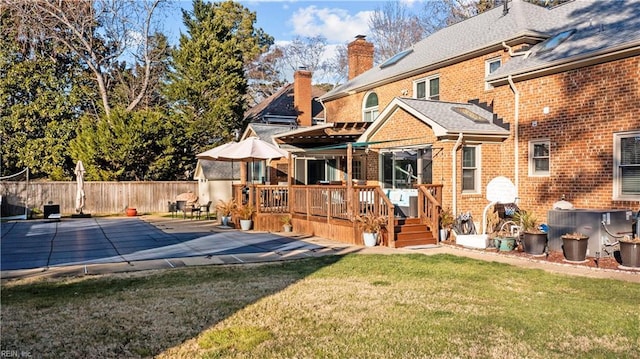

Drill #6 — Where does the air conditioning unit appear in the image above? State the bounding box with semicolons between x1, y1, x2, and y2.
547;209;635;257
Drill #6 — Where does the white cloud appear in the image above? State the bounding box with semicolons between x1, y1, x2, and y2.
289;5;372;43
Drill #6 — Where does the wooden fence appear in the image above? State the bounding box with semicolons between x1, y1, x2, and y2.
5;181;198;216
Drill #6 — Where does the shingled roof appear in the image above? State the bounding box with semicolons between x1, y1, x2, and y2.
244;83;326;124
359;98;510;142
487;0;640;85
321;0;640;101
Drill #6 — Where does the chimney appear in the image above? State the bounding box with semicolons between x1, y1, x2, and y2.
348;35;374;80
294;67;313;127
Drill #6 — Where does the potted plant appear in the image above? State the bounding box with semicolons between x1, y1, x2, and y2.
561;232;589;262
281;214;293;232
513;210;547;256
618;235;640;268
439;207;454;241
355;212;386;247
216;199;237;227
235;203;255;231
491;228;517;251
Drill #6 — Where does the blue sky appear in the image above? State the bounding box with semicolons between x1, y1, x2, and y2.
164;1;420;46
160;1;423;82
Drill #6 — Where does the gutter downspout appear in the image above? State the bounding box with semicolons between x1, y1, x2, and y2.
507;75;520;198
501;42;531;58
452;133;464;215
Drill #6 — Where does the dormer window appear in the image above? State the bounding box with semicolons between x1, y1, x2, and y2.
363;92;379;122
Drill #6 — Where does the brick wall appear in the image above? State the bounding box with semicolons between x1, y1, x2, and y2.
324;47;640;221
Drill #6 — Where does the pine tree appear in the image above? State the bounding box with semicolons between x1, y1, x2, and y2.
166;0;273;158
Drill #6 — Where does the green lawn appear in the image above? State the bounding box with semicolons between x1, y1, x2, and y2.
2;254;639;358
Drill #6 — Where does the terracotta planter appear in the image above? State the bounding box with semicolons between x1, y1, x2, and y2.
126;208;137;217
562;234;589;262
619;241;640;268
522;232;547;256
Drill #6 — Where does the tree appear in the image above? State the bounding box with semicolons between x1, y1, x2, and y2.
5;0;167;117
368;2;425;63
167;0;273;160
70;108;185;181
245;46;286;107
0;9;91;179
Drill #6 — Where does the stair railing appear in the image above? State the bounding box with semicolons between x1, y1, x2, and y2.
417;184;443;240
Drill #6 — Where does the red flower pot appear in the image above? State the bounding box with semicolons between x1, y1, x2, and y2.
126;208;137;217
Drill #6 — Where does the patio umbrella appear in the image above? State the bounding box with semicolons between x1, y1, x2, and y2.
195;141;237;161
215;137;288;162
74;160;86;214
197;137;288;183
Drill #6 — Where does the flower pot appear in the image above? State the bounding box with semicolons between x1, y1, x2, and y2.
363;232;378;247
439;229;449;242
283;224;292;233
495;237;516;251
221;216;231;227
619;241;640;268
240;219;252;231
562;234;589;262
522;232;547;256
126;208;137;217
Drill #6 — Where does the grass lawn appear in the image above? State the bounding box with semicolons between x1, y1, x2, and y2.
2;254;639;358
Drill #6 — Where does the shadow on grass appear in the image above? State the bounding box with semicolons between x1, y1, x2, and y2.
1;255;348;358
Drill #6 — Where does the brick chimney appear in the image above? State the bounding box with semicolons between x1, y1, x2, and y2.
348;35;374;80
294;67;313;127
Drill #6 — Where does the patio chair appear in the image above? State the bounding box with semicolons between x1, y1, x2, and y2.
200;201;212;220
168;201;177;218
176;200;188;219
189;204;202;220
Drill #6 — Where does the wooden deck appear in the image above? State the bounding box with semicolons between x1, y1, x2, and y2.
233;184;442;248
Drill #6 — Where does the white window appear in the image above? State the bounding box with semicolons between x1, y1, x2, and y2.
363;92;378;122
613;131;640;200
462;145;481;193
485;57;501;90
529;140;550;177
413;75;439;100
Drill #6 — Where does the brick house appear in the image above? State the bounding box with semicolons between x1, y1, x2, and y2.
286;0;640;224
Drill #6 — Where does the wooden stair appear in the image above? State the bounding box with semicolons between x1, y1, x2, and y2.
394;218;438;248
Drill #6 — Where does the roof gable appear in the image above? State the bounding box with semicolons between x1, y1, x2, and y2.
360;98;510;142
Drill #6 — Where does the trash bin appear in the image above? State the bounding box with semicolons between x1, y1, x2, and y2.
44;204;60;219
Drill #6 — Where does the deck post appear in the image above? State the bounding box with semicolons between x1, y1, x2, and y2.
346;143;353;217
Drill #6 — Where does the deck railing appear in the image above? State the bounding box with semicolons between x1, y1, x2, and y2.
232;183;442;247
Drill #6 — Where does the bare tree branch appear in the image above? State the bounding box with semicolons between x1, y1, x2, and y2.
4;0;165;118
